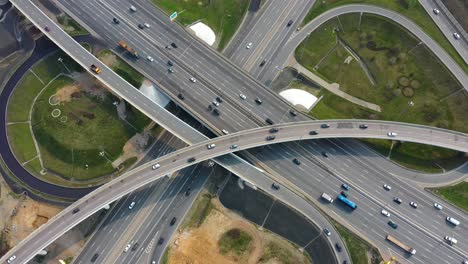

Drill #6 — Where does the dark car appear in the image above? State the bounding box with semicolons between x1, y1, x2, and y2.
72;208;80;214
359;124;368;129
44;26;50;32
216;96;223;103
255;98;263;104
287;19;293;27
158;238;165;245
293;158;301;165
131;242;139;251
321;123;330;128
167;60;173;67
269;128;279;133
266;135;276;141
388;220;398;229
393;197;402;204
170;217;177;226
208;104;213;110
138;23;144;29
309;130;318;135
113;17;120;24
178;93;185;100
171;42;178;48
289;109;297;116
272;183;280;190
187;157;196;163
340;191;348;197
213;108;220;115
259;60;266;67
335;243;342;252
321;151;328;158
91;253;99;262
341;183;350;191
266;118;274;125
185;187;191;196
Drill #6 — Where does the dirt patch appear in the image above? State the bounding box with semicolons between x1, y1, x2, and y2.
100;52;118;68
55;84;80;103
168;197;308;264
32;215;49;228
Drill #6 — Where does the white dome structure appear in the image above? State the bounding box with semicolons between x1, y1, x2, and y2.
189;22;216;46
279;89;317;110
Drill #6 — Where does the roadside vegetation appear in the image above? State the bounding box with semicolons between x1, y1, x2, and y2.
56;13;88;36
182;193;214;229
296;13;467;172
97;50;144;89
301;0;467;72
431;182;468;212
218;228;253;256
152;0;249;50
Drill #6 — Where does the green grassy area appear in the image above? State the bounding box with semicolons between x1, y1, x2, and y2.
119;157;138;171
34;51;83;83
7;73;44;122
334;222;381;264
431;182;468;212
218;228;253;256
24;157;43;176
98;50;144;88
124;103;151;133
152;0;249;50
182;193;214;229
259;241;309;264
7;123;37;163
56;13;88;36
301;0;467;72
161;248;170;264
31;75;135;180
300;14;468;172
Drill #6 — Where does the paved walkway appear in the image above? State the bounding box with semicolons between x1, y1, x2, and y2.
288;56;381;112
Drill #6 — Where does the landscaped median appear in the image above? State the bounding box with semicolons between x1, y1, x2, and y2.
5;49;157;186
294;12;467;172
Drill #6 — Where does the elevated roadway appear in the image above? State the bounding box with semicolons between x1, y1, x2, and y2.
262;4;468;88
2;119;468;263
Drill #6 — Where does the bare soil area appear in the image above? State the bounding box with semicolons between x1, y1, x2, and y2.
168;197;309;264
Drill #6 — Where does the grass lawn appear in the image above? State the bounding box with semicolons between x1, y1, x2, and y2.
7;123;37;163
24;157;43;176
334;222;381;264
56;13;88;36
7;72;44;122
301;14;468;172
33;51;83;84
152;0;249;50
301;0;467;72
260;241;307;264
98;50;144;88
431;182;468;212
218;228;253;256
31;75;134;180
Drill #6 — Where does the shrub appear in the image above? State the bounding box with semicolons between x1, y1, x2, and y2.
402;87;414;97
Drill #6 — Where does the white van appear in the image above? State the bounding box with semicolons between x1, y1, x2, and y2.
321;193;334;203
130;5;137;12
444;236;457;245
446;216;460;226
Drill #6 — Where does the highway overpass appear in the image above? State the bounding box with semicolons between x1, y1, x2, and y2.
1;119;468;263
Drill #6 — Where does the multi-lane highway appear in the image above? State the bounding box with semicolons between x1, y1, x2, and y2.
2;119;468;263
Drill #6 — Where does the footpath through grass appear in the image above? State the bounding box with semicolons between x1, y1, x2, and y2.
301;0;467;72
431;182;468;212
152;0;249;50
298;13;467;172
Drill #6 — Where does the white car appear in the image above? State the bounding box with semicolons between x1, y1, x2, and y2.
152;163;160;170
453;33;460;39
409;202;418;208
246;42;252;49
222;129;229;134
124;244;131;252
387;132;397;137
434;203;443;210
147;56;154;62
381;209;391;217
239;93;247;100
7;255;16;263
432;8;440;15
189;77;197;83
207;143;216;149
128;201;136;210
444;236;457;245
383;184;391;191
212;101;220;107
144;23;150;28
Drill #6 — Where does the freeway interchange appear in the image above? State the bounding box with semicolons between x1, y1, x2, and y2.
2;0;468;264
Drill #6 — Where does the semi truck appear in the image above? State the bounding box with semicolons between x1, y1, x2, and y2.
90;64;101;74
386;234;416;255
118;40;139;58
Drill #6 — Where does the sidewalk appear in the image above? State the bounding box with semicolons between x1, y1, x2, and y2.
288;56;381;112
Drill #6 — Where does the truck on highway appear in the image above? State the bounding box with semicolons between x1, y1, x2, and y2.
118;40;139;58
386;234;416;255
90;64;101;74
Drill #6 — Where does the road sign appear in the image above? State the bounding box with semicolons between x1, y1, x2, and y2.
169;11;177;21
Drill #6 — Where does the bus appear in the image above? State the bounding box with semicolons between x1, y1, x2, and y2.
337;194;357;210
